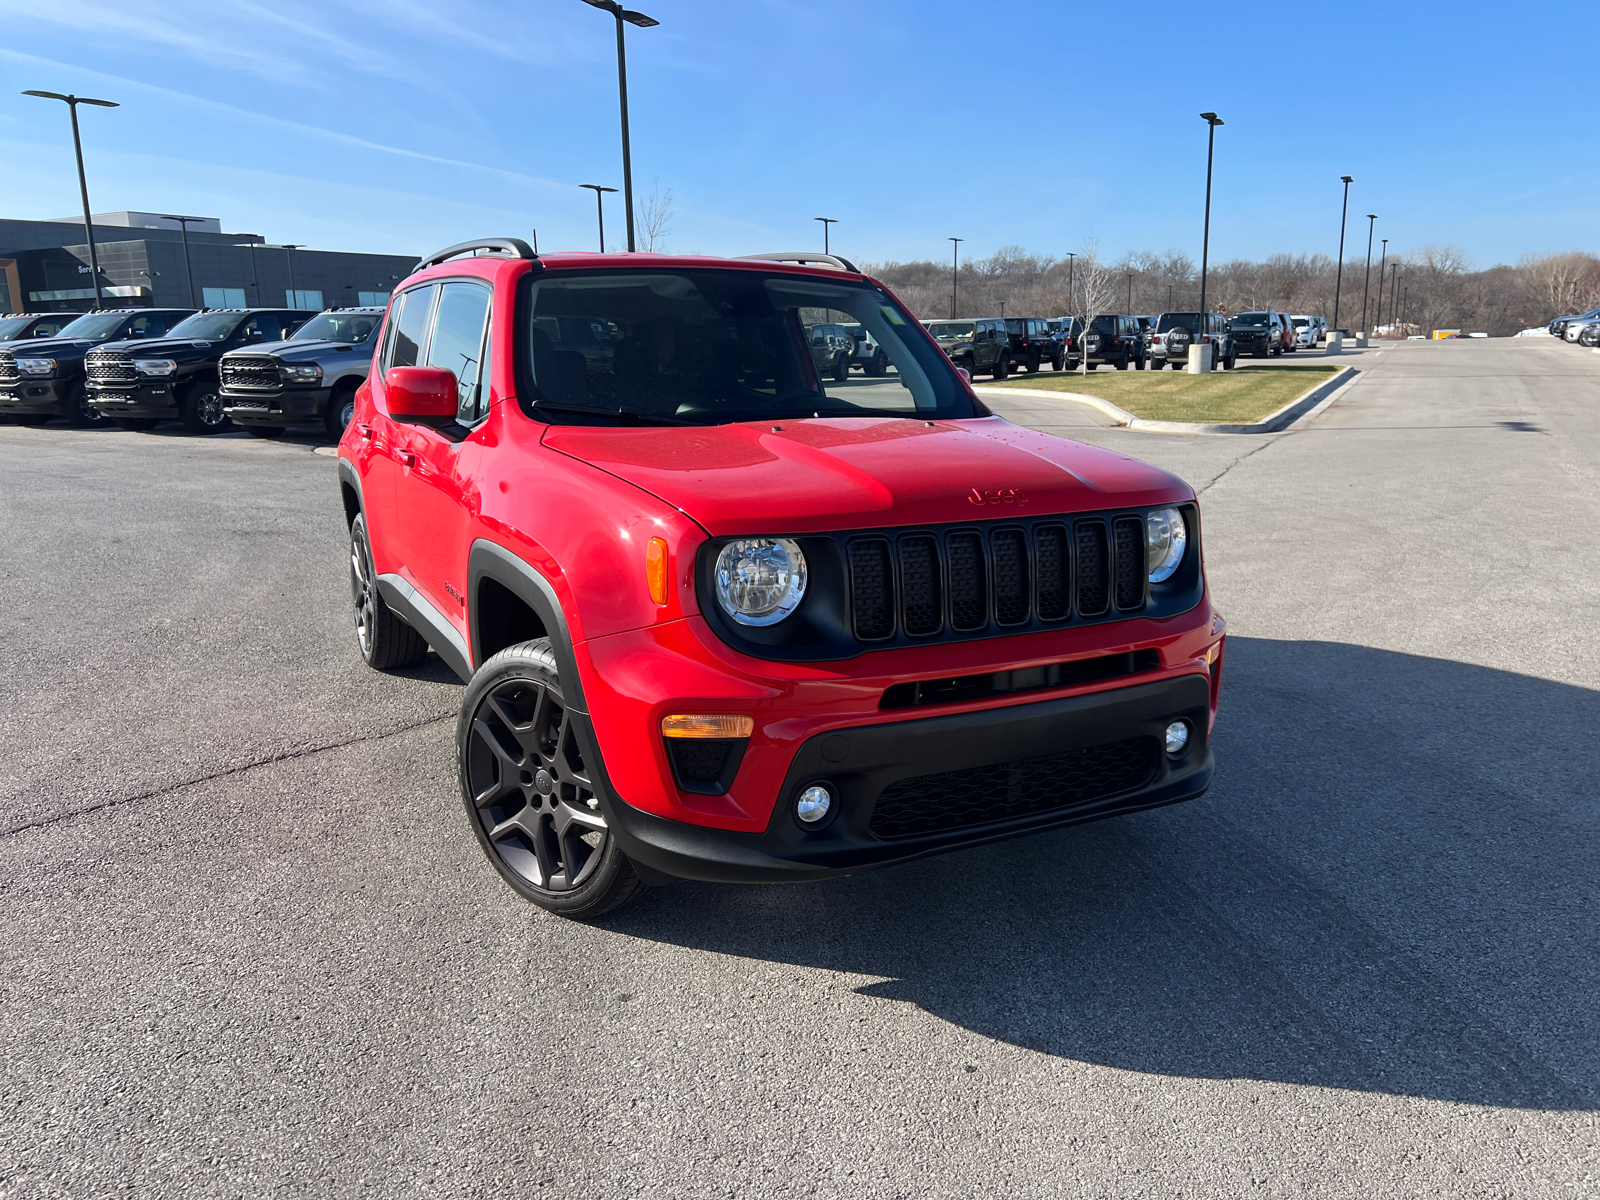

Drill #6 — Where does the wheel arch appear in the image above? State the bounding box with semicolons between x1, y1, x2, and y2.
336;456;363;529
468;539;585;711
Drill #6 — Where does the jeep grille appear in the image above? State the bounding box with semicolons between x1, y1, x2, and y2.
85;351;136;386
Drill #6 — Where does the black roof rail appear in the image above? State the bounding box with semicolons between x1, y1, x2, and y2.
738;251;862;274
416;238;538;272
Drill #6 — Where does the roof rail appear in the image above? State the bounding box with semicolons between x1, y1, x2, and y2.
738;251;862;274
416;237;538;271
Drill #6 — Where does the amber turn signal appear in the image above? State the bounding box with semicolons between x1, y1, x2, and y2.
646;536;669;605
661;714;755;739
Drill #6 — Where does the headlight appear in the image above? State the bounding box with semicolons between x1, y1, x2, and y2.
714;538;807;626
16;357;57;376
1146;507;1188;583
283;364;322;383
133;359;177;376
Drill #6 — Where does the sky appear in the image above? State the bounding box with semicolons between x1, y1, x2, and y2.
0;1;1593;271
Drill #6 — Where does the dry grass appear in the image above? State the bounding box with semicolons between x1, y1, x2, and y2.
986;364;1342;423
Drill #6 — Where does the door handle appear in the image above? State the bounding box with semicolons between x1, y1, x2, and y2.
398;450;416;468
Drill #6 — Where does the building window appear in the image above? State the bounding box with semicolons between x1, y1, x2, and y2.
358;291;391;307
287;290;324;311
202;287;247;309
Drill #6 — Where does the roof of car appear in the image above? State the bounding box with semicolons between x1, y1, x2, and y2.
409;250;873;286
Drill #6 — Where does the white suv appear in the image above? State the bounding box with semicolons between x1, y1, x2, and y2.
1289;315;1326;349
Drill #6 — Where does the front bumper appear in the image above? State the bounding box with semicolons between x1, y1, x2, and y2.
222;384;331;426
0;377;71;415
87;381;180;418
1233;332;1274;354
599;672;1214;883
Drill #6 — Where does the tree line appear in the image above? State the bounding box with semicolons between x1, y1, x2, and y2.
862;246;1600;337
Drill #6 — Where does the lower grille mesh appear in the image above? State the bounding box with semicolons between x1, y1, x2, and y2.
869;735;1161;838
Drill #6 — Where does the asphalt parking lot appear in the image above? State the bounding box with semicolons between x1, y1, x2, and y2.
2;338;1597;1198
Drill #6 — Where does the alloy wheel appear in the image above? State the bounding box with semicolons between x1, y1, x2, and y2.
197;388;225;427
349;528;377;657
465;680;609;893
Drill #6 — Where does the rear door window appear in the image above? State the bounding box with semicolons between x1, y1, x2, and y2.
426;281;493;422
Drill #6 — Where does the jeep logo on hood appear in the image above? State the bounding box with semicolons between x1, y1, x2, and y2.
968;487;1028;506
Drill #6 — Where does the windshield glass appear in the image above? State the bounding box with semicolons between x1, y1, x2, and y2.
1157;313;1201;334
291;312;379;343
1290;317;1309;328
926;322;975;339
1231;312;1271;327
56;311;133;339
0;316;40;339
521;269;976;426
167;312;246;340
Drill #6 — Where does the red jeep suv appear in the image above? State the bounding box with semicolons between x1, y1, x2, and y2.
339;239;1224;918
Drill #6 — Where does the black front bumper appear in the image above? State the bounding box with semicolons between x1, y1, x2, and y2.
599;673;1213;884
222;385;331;426
87;382;180;418
0;378;71;415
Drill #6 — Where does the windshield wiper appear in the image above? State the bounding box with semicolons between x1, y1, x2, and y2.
530;401;695;427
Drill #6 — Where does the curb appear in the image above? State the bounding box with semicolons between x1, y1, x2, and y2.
974;365;1360;436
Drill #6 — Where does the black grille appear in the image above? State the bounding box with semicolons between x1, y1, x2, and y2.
220;356;281;389
869;736;1161;838
0;351;17;386
86;352;136;386
844;511;1156;645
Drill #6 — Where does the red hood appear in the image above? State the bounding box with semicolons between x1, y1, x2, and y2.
541;416;1192;536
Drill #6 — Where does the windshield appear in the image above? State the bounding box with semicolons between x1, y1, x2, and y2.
926;322;975;339
57;311;134;339
520;269;976;426
291;312;379;344
167;312;246;340
1231;312;1271;327
1157;313;1201;334
1290;317;1309;328
0;316;40;339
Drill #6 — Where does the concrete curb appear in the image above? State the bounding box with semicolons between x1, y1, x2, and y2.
974;364;1360;436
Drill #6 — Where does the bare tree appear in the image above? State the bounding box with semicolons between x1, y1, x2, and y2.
1519;251;1600;317
1068;243;1118;376
637;178;674;253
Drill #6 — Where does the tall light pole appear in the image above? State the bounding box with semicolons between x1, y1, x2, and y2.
948;237;963;318
1167;283;1173;311
1386;262;1399;332
581;184;618;252
579;0;658;253
1332;175;1353;334
1126;271;1134;311
158;214;209;307
1066;252;1077;314
24;90;118;310
1198;113;1223;336
1374;237;1388;333
1360;214;1377;336
1401;285;1408;336
815;217;837;254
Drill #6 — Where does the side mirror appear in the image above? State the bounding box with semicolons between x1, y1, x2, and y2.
385;365;458;420
956;366;972;385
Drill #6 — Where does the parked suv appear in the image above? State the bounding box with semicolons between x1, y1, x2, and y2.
1150;312;1235;370
85;308;315;433
0;313;77;343
1065;314;1147;370
0;308;194;426
1229;311;1290;358
220;306;385;439
1289;314;1325;349
839;321;889;376
1002;317;1061;373
338;238;1223;918
924;318;1010;378
805;322;855;381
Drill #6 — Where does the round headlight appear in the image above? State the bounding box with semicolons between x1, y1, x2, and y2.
1146;507;1188;583
714;537;807;626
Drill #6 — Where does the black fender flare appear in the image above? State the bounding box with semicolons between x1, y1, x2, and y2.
467;538;587;714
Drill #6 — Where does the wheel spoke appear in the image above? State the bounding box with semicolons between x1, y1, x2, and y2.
471;718;526;783
558;824;596;888
553;800;606;834
530;812;562;890
486;804;534;843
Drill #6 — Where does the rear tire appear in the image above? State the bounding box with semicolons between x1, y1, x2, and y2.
866;350;887;377
1134;352;1146;370
992;355;1009;380
349;513;429;671
458;639;651;919
179;380;231;434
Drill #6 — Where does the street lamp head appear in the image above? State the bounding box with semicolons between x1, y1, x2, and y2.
621;9;659;26
580;183;618;194
1200;112;1223;126
1367;213;1377;220
24;90;118;107
1341;175;1354;184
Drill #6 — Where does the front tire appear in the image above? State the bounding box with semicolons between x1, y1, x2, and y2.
349;513;428;671
991;355;1009;380
63;384;105;428
179;380;231;434
832;353;850;382
325;388;357;440
458;639;650;919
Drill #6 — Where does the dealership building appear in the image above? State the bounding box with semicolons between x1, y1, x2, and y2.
0;212;417;314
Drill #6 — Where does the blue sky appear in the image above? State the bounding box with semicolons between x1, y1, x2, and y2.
0;1;1592;269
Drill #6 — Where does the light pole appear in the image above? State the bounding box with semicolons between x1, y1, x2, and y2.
158;214;209;307
1167;283;1173;311
1332;175;1353;334
1066;252;1076;313
1401;285;1408;336
1126;271;1134;311
234;242;261;305
581;184;618;252
1374;237;1388;333
24;90;118;310
1198;113;1223;341
999;300;1006;319
1360;214;1377;336
815;217;837;254
579;0;658;253
1386;262;1399;332
948;237;963;318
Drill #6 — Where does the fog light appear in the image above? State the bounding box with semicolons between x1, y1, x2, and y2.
1164;720;1190;755
796;785;833;824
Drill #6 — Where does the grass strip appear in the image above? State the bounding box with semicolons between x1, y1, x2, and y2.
986;364;1341;423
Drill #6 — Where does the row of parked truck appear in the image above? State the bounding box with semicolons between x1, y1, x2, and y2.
0;305;383;437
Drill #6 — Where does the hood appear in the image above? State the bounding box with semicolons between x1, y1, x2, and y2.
226;338;371;363
542;415;1191;536
95;337;220;358
0;336;99;358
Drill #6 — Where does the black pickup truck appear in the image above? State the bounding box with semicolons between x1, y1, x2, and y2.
0;308;195;426
84;309;314;433
220;307;385;439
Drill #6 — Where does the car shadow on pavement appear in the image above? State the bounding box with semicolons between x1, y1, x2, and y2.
607;637;1600;1111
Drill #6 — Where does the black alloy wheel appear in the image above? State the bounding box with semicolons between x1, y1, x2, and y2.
459;640;649;918
180;380;232;434
348;514;428;670
64;385;105;428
